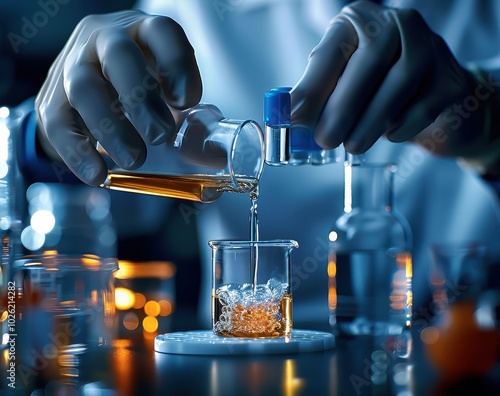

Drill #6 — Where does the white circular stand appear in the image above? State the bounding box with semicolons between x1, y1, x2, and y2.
154;329;335;355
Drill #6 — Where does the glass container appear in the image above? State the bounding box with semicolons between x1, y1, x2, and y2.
263;87;339;166
100;104;264;203
12;253;118;384
328;156;413;336
0;106;23;351
209;240;298;338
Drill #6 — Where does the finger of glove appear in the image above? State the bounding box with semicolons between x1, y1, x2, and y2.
38;81;108;186
388;15;474;146
63;57;147;172
343;9;431;153
385;88;445;144
291;18;358;139
314;10;402;151
94;30;176;145
138;16;202;109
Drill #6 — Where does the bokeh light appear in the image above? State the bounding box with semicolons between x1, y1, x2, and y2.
0;160;7;179
21;225;45;251
0;107;9;118
144;301;161;317
143;316;158;333
133;293;146;310
420;326;439;345
0;311;7;322
99;224;116;247
115;287;135;311
31;210;56;234
328;231;338;242
123;312;139;331
0;216;11;231
159;300;173;316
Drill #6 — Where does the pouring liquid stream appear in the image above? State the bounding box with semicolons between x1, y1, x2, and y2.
249;187;259;294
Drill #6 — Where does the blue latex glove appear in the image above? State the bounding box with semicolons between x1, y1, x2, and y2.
291;0;500;170
35;10;202;186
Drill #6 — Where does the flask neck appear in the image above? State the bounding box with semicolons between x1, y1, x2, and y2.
343;163;394;213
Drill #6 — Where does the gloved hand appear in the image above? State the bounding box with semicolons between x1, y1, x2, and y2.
291;1;500;166
35;10;202;186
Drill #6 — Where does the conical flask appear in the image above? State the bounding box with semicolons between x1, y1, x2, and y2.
328;154;413;336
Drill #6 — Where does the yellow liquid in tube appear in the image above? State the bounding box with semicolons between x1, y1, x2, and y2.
101;172;258;203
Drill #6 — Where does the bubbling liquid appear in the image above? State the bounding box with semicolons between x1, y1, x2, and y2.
213;279;292;338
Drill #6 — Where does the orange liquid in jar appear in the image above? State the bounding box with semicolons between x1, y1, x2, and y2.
212;292;293;338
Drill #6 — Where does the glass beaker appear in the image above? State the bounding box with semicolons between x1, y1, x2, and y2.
209;240;298;338
1;106;23;351
329;156;413;337
429;241;486;313
100;104;264;203
12;253;118;384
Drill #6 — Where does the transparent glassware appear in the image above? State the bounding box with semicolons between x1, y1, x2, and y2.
209;240;298;338
0;106;23;351
13;253;118;384
328;155;413;336
100;104;264;203
429;241;486;311
263;87;339;166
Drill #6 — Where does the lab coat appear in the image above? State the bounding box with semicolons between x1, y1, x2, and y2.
132;0;500;329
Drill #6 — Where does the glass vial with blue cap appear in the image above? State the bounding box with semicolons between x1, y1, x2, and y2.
263;87;338;166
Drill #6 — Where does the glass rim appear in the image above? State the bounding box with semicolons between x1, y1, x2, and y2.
13;253;118;271
347;162;398;171
228;119;264;192
208;239;299;249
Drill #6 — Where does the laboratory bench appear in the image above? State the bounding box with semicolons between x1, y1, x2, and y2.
2;306;500;396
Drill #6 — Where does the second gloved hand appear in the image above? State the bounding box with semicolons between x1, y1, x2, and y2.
291;0;499;160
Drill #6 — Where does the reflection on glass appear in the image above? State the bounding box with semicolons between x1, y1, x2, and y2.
327;251;337;322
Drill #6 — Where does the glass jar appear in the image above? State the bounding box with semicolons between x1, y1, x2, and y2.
328;155;413;336
13;253;118;385
209;240;298;338
0;106;23;350
100;104;264;203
